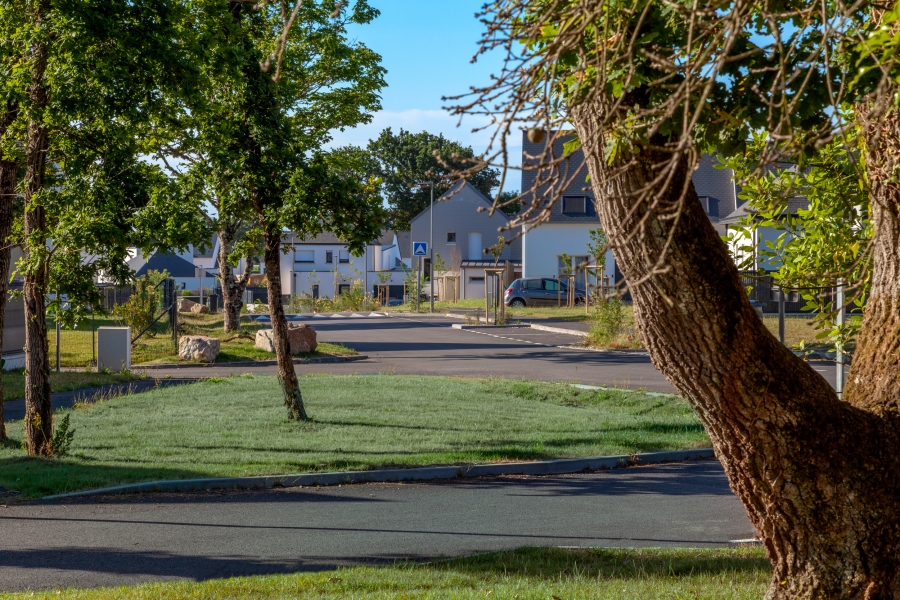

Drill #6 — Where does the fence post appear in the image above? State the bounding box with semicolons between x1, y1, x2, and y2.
91;308;96;368
778;287;785;345
836;279;845;399
55;313;61;373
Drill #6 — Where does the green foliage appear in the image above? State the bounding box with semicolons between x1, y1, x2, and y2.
1;0;208;325
488;236;505;264
587;297;626;347
723;131;871;349
559;252;573;275
366;128;502;228
587;228;607;268
432;253;447;275
112;270;169;337
497;189;521;214
49;413;75;457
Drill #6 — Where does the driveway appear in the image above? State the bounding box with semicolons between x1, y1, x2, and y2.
0;460;755;592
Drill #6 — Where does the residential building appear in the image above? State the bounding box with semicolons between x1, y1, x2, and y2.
408;181;522;299
720;196;810;271
269;230;406;301
520;132;741;283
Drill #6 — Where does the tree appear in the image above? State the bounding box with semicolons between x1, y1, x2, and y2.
2;0;203;454
456;1;900;597
367;128;502;229
221;0;385;420
725;131;872;349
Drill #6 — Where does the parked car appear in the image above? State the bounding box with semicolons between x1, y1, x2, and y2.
504;277;587;307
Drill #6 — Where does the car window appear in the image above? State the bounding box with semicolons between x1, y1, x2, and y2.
523;279;541;290
543;279;559;291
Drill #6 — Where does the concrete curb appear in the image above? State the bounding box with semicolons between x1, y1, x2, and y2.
42;448;715;500
528;323;588;337
134;355;368;370
451;323;531;330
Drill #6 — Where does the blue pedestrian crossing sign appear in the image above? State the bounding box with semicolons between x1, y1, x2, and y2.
413;241;428;256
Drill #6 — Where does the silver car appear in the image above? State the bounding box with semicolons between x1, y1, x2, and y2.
504;277;586;307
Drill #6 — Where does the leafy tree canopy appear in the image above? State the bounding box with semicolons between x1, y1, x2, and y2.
367;128;502;229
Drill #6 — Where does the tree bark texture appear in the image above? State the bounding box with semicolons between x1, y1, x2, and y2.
263;228;308;421
0;101;18;441
571;101;900;599
23;6;53;456
844;100;900;418
217;226;252;333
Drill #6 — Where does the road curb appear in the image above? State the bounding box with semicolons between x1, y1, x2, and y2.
133;355;368;370
527;323;588;336
42;448;715;500
451;323;531;330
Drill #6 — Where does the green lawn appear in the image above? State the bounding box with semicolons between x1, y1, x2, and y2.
0;547;770;599
1;369;141;402
52;313;357;366
0;375;708;497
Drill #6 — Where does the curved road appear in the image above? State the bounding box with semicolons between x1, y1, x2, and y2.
0;461;755;592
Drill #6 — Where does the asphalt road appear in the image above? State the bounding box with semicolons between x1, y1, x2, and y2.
135;313;849;392
0;461;756;592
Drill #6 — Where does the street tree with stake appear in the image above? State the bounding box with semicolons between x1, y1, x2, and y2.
453;0;900;597
212;0;385;420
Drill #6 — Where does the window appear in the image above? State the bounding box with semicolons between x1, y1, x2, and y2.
469;276;485;283
339;250;350;263
338;284;350;295
446;232;456;244
325;250;333;264
312;284;319;299
543;279;559;292
295;249;314;263
562;196;587;214
523;279;541;290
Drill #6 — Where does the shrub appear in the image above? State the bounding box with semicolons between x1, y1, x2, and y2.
587;297;626;347
113;269;169;336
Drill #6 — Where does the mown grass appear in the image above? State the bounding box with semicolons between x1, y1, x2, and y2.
0;547;770;599
0;375;708;497
52;313;357;366
1;369;141;402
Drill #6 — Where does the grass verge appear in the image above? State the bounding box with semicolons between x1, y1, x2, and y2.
0;547;770;599
0;375;708;497
1;369;141;403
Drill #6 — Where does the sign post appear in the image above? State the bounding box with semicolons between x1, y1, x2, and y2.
413;242;428;312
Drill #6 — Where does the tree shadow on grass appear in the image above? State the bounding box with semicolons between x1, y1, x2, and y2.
437;546;771;579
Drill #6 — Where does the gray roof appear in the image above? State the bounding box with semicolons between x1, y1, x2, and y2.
720;196;810;225
521;132;739;224
284;229;396;246
136;251;197;278
396;230;412;259
461;260;522;268
193;235;217;258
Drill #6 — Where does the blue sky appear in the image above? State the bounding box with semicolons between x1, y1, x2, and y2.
332;1;521;189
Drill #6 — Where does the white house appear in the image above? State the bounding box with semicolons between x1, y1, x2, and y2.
520;132;743;284
124;235;247;292
269;230;407;301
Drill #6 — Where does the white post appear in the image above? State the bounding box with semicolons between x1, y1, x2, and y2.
836;278;845;398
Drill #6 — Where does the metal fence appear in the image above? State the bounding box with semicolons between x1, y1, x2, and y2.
48;279;181;369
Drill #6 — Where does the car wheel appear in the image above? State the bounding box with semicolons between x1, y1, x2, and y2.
509;298;526;307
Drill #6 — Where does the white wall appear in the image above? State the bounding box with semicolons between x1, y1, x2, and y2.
522;223;616;281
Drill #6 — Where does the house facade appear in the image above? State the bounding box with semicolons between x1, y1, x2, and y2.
270;230;407;301
520;132;741;283
408;181;522;299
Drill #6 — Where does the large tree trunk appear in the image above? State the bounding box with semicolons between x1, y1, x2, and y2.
571;103;900;599
217;225;252;333
22;6;53;456
263;228;308;420
0;101;18;441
